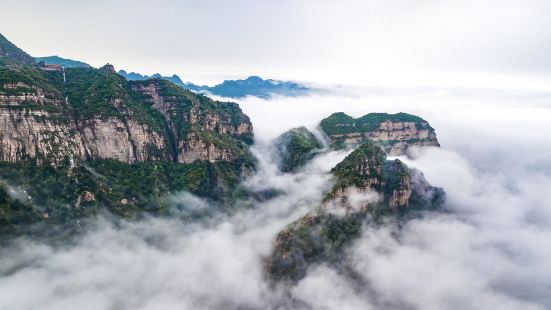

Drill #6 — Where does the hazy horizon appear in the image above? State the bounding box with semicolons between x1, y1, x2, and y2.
2;0;551;88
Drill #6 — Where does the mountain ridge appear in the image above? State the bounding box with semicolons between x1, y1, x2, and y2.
0;33;36;66
34;55;91;68
118;69;312;99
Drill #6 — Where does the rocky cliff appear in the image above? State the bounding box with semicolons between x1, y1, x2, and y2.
0;63;253;165
0;33;257;231
267;142;445;282
0;65;255;228
319;112;439;155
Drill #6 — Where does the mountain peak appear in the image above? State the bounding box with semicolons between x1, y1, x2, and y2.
245;75;263;82
0;33;36;66
34;55;91;68
100;63;116;74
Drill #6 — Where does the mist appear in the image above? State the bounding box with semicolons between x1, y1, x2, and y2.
1;84;551;309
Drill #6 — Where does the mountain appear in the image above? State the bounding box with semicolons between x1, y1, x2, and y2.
267;141;445;282
0;64;253;165
117;70;148;81
0;33;36;66
266;115;444;282
0;34;256;233
0;33;443;245
320;112;440;155
197;76;311;99
34;55;91;68
118;69;312;99
272;112;441;174
117;70;185;86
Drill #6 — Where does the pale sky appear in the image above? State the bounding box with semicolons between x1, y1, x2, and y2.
2;0;551;87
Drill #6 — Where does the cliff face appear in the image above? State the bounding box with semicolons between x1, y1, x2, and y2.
319;112;439;155
0;34;258;231
0;64;253;165
131;81;253;164
268;142;445;282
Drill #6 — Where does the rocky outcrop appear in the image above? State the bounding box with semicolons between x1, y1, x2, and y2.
99;63;116;74
178;132;234;163
267;142;445;282
319;112;439;155
77;118;167;162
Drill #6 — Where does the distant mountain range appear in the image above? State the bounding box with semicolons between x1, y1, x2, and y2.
193;75;311;99
25;52;313;99
118;70;312;99
34;56;91;68
117;70;185;86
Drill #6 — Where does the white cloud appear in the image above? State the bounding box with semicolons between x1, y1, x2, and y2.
1;85;551;309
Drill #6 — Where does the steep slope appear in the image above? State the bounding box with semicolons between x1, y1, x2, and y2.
320;112;439;155
0;33;36;66
267;142;445;282
34;56;91;68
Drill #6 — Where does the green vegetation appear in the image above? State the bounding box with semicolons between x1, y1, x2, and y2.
330;142;386;191
268;141;446;282
319;112;434;149
274;127;323;172
356;112;426;130
0;37;257;233
65;68;166;132
0;157;252;229
269;211;364;282
319;112;357;135
0;183;43;235
0;65;62;96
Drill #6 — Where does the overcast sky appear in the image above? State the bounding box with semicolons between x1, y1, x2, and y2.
2;0;551;86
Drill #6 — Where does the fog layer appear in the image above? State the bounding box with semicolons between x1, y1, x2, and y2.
1;86;550;309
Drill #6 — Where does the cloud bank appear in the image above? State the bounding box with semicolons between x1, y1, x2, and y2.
1;86;551;309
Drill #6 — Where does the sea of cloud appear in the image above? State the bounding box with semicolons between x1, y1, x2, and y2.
1;85;550;309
